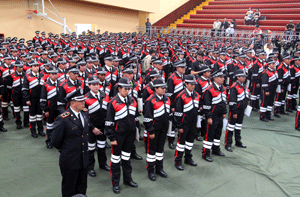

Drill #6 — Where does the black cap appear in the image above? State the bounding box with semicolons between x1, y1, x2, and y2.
282;53;291;60
118;77;132;88
104;56;113;61
123;67;134;74
29;60;39;66
235;69;247;77
149;70;160;78
211;70;226;78
96;67;107;75
153;59;163;65
14;60;24;67
184;74;197;85
152;78;167;88
112;56;121;62
3;54;11;60
65;88;84;102
48;66;58;74
197;51;204;56
57;57;67;64
266;58;275;65
293;56;300;61
68;65;79;73
88;76;100;84
199;65;211;74
174;59;187;68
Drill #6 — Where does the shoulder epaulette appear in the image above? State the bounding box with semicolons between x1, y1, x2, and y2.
61;112;70;118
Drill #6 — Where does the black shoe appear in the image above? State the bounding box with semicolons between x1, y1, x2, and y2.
113;186;120;194
175;164;184;171
168;142;175;149
100;164;110;171
39;131;46;136
24;123;30;128
0;127;7;132
225;146;233;152
31;133;38;138
3;117;9;121
260;118;269;122
212;150;225;156
124;180;138;188
156;170;168;178
252;108;258;112
296;127;300;131
184;159;197;166
195;135;202;141
131;153;143;160
105;142;111;149
281;111;289;115
286;109;293;113
274;114;281;118
46;141;53;149
148;172;156;181
236;143;247;148
88;170;97;177
202;155;213;162
17;125;23;129
267;117;274;121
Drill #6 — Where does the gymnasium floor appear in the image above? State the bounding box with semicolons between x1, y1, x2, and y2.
1;110;300;197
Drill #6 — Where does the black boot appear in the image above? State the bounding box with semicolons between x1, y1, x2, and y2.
168;137;175;149
30;121;38;138
37;121;45;136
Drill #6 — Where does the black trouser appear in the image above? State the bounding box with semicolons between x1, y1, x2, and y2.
46;109;60;143
167;115;176;144
225;109;244;147
12;89;29;126
88;130;107;170
274;85;287;115
143;129;148;154
146;121;168;173
250;82;261;109
29;98;43;134
2;87;11;119
60;167;88;197
110;132;135;187
287;82;299;111
202;114;223;157
295;104;300;128
174;117;197;166
260;88;276;119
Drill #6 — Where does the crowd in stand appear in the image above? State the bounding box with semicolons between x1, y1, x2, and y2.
1;29;300;195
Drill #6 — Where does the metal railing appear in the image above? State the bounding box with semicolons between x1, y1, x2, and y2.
137;26;299;41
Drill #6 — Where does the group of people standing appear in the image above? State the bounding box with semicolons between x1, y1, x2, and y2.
0;30;299;196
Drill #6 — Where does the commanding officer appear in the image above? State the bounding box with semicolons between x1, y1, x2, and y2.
105;77;139;194
40;66;60;149
22;60;44;138
52;89;100;197
225;70;249;152
84;76;111;178
202;70;227;162
143;78;170;181
174;74;199;170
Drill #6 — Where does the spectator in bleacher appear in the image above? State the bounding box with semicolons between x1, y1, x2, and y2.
295;21;300;37
252;9;261;26
211;18;221;37
244;7;253;25
231;19;237;29
225;24;235;37
145;18;151;35
285;21;295;36
264;38;273;51
220;18;230;36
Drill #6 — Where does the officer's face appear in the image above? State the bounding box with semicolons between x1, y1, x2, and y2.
89;83;100;93
155;87;166;96
284;59;291;65
79;65;86;72
105;60;112;67
214;76;225;85
196;55;203;61
118;87;130;97
237;76;246;83
73;100;85;111
124;73;133;81
69;72;78;81
113;61;119;67
155;64;163;71
16;67;23;73
203;71;211;78
269;63;275;70
87;62;93;69
295;60;300;65
220;55;226;61
4;59;11;65
49;73;57;81
31;65;39;73
185;83;195;92
179;54;184;59
97;74;106;81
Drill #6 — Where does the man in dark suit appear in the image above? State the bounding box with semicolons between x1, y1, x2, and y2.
220;18;230;37
51;88;100;197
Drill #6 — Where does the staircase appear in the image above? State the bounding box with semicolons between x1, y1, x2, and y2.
171;0;300;32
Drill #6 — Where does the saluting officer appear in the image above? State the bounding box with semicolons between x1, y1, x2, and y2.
144;78;170;181
225;70;249;152
105;77;139;194
52;88;100;197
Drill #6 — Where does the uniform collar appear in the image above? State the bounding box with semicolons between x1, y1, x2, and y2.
70;106;80;118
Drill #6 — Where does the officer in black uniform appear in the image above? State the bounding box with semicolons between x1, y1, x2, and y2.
51;88;100;197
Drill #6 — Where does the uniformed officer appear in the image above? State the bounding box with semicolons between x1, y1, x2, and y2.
105;77;139;194
84;76;111;177
52;88;100;197
225;70;249;152
143;78;170;181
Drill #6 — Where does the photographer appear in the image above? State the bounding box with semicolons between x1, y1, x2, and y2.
285;21;295;38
